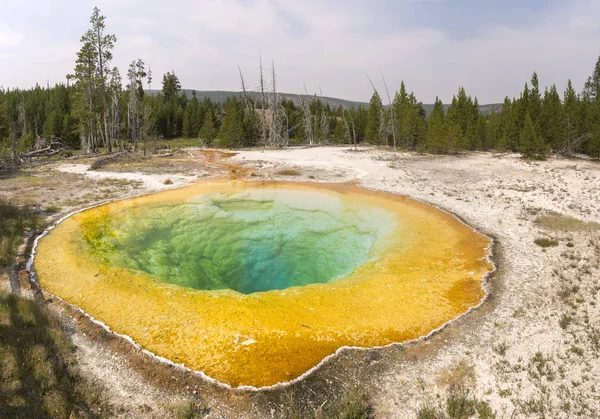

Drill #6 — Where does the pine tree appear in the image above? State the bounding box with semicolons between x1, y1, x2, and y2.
586;92;600;158
198;112;216;145
496;132;508;152
73;38;99;152
475;114;487;150
583;53;600;100
563;79;580;153
540;85;564;150
516;83;530;132
127;59;146;151
162;72;181;102
182;105;192;138
447;122;463;152
465;119;476;150
83;7;117;151
529;72;542;125
406;92;426;149
366;91;383;144
392;82;409;148
486;107;500;149
242;105;259;147
520;114;549;160
332;118;346;144
446;87;477;150
217;99;243;148
499;97;519;151
425;97;446;153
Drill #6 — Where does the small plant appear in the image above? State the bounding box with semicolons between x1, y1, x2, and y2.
172;399;210;418
534;237;559;248
492;341;508;356
336;392;374;419
476;400;496;419
559;313;573;329
570;345;584;356
416;391;495;419
446;388;476;419
44;205;62;213
557;284;579;303
528;352;555;381
416;405;439;419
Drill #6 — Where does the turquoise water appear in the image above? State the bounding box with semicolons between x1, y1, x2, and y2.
82;189;397;294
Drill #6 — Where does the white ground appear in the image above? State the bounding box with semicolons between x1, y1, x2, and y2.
56;163;199;190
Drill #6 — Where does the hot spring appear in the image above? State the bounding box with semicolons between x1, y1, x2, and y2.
35;180;493;388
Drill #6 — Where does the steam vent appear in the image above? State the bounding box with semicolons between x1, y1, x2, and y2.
35;180;493;388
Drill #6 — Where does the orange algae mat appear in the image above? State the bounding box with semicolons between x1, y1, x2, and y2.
35;180;493;388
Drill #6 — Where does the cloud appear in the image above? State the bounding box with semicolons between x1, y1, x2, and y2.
0;24;23;48
1;0;600;104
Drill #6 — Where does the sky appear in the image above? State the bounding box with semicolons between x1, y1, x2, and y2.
1;0;600;104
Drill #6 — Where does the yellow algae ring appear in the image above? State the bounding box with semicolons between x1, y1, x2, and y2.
34;180;494;388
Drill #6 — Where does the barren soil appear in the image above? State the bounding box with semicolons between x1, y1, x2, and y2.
2;147;599;418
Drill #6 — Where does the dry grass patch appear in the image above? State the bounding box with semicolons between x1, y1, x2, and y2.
0;200;41;266
276;169;301;176
534;237;559;248
0;291;110;418
534;212;600;232
436;359;477;392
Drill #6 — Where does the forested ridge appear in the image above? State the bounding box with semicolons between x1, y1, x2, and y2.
1;7;600;166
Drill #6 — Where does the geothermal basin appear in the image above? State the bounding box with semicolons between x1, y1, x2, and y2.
34;180;493;388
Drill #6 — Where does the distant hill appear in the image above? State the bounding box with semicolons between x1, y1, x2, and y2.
148;89;502;116
148;89;367;110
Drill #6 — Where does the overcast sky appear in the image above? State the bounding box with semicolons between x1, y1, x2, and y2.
1;0;599;104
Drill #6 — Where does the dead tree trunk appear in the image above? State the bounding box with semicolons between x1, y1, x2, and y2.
10;122;19;167
382;77;396;149
259;55;267;145
366;74;387;146
342;110;357;151
298;84;314;146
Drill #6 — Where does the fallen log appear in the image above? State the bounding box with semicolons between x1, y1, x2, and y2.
23;148;62;158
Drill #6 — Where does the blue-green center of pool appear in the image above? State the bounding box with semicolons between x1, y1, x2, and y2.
80;189;397;294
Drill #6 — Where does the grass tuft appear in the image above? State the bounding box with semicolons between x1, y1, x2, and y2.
171;399;210;418
416;405;439;419
335;392;375;419
534;237;559;248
